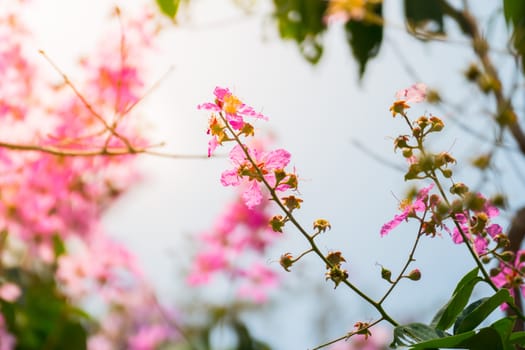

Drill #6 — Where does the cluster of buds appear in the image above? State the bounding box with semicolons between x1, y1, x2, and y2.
325;251;348;288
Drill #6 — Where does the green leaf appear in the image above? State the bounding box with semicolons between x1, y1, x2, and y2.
345;3;383;78
408;330;476;349
503;0;525;27
431;268;482;330
273;0;328;64
490;317;517;350
510;331;525;344
454;289;513;334
390;323;448;348
404;0;444;36
156;0;181;19
503;0;525;75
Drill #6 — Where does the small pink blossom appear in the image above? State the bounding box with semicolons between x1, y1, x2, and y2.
236;263;279;304
395;83;427;103
0;282;21;302
128;324;170;350
199;87;268;156
491;250;525;309
198;86;268;129
221;144;291;208
380;184;433;236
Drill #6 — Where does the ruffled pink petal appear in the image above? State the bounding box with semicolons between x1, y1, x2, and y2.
229;144;247;165
214;86;231;100
227;113;244;130
220;169;240;186
197;102;221;111
380;212;409;237
242;181;263;208
208;137;219;157
486;223;502;238
264;148;291;169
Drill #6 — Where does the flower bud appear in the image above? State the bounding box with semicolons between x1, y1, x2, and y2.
441;168;453;178
429;116;444;131
500;251;515;262
381;266;392;283
465;63;481;82
313;219;331;233
407;269;421;281
481;255;491;264
450;183;469;196
325;266;348;288
394;135;410;150
489;267;500;277
325;251;346;268
279;253;294;272
389;100;410;117
282;195;303;211
402;148;413;158
270;215;285;233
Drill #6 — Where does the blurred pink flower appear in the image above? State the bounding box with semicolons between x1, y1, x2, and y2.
380;184;433;236
236;263;279;304
0;282;21;302
395;83;427;103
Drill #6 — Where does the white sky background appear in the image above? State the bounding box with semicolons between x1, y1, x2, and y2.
24;0;515;349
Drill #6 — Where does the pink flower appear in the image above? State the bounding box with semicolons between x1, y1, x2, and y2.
199;87;268;156
491;250;525;309
128;324;170;350
198;87;268;128
236;263;279;304
221;144;291;208
380;184;433;236
395;83;427;103
187;248;228;285
0;283;21;302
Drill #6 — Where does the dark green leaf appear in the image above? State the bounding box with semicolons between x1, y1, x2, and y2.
404;0;444;35
345;3;383;78
509;331;525;344
390;323;448;348
273;0;328;64
454;289;513;334
431;268;482;330
453;298;485;334
490;317;517;350
156;0;181;19
408;326;506;350
408;330;476;349
503;0;525;27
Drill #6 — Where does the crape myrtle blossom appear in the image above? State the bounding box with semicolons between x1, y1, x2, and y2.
380;184;433;237
444;194;503;255
491;250;525;306
395;83;427;103
198;86;268;157
390;83;427;117
221;144;293;208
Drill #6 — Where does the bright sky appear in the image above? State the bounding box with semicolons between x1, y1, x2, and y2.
26;0;508;348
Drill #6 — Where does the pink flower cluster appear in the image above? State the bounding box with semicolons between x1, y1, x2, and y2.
395;83;427;104
87;285;180;350
0;4;156;258
198;86;268;157
187;193;280;304
221;144;292;208
199;87;297;209
444;195;502;255
491;250;525;305
0;3;182;349
381;184;433;237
